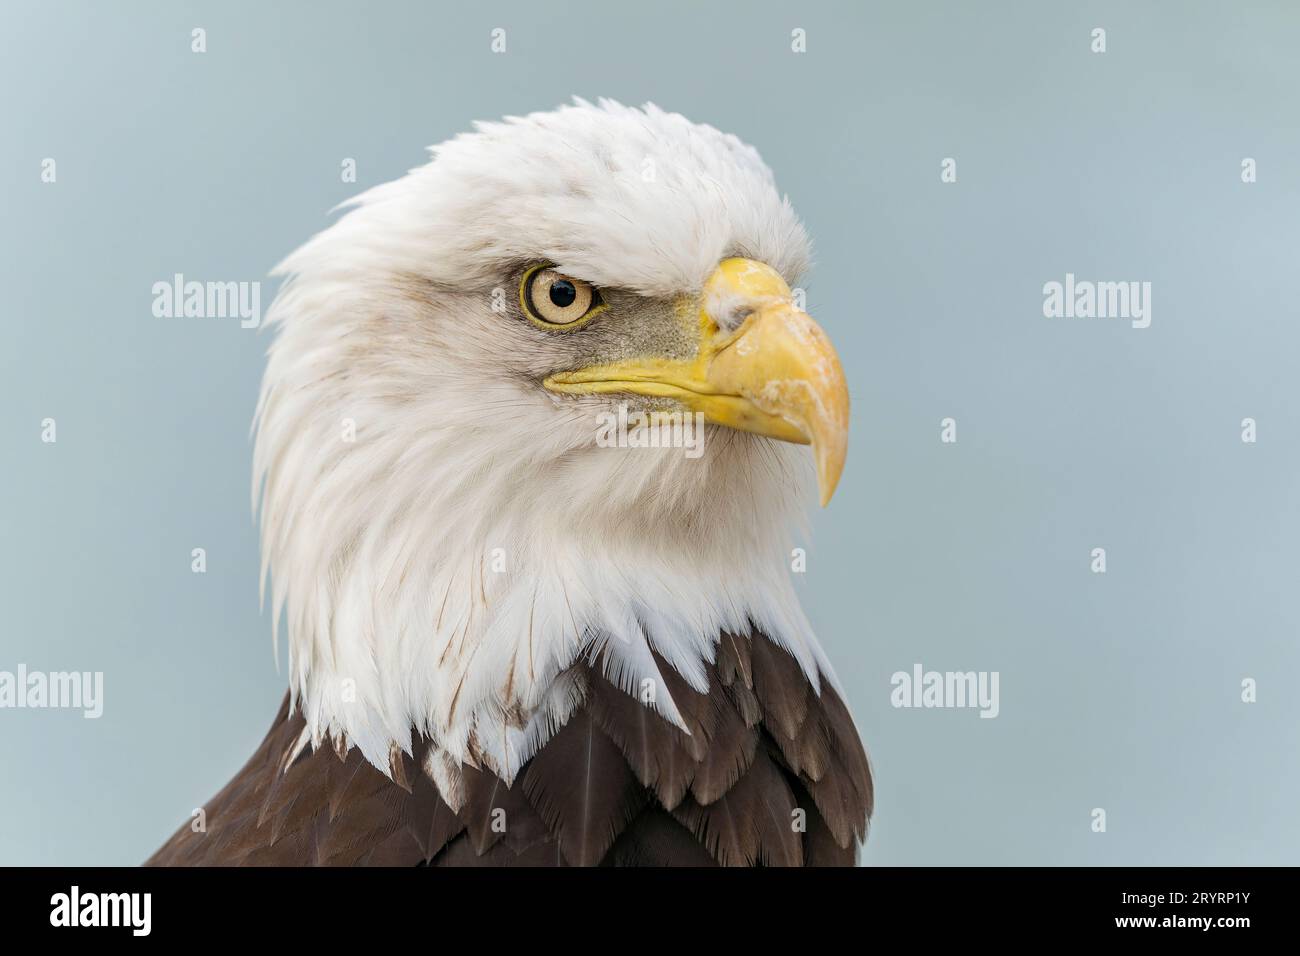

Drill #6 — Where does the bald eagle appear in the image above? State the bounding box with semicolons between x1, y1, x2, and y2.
148;99;872;867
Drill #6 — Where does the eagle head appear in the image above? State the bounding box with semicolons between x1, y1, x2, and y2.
252;99;850;782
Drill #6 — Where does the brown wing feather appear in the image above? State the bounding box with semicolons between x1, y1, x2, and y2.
457;762;550;855
520;710;647;866
603;807;718;867
788;776;857;866
749;637;811;740
147;629;872;867
671;745;802;866
647;650;719;762
819;681;876;818
687;692;759;805
586;674;698;809
715;631;754;688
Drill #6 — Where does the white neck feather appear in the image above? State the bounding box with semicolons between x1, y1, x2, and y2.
250;99;831;784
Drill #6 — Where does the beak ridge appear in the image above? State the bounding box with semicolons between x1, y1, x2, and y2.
707;298;849;506
544;257;850;506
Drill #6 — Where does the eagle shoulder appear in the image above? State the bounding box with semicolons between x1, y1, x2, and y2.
146;631;871;867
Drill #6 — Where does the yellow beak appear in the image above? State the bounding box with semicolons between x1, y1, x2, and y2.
544;258;850;506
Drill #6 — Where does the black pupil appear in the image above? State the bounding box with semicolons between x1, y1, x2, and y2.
548;280;577;309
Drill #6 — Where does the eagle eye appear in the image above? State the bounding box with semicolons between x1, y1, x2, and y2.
520;266;604;329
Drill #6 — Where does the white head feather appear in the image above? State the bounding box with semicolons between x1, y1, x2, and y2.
252;99;833;790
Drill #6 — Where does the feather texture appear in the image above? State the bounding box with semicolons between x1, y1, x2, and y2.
249;100;832;781
687;697;759;805
147;632;870;867
586;673;698;809
671;747;803;866
521;711;647;866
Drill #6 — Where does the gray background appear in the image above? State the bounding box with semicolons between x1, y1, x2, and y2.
2;0;1297;866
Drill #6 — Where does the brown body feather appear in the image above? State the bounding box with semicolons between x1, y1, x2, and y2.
147;632;872;867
